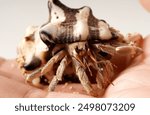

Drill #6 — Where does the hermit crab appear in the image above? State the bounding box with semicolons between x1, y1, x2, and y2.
17;0;143;96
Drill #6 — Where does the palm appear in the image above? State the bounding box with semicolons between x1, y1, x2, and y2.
0;37;150;98
104;36;150;97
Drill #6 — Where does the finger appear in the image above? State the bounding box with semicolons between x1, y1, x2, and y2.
0;59;24;82
0;57;5;64
0;75;46;97
111;34;144;75
0;73;45;98
0;58;97;97
103;64;150;97
0;75;92;98
111;50;143;75
50;83;97;96
104;36;150;97
140;0;150;12
104;87;150;98
39;81;93;97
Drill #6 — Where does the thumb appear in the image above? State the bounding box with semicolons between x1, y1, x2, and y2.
140;0;150;12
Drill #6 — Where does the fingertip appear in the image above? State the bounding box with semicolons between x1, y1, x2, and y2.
140;0;150;12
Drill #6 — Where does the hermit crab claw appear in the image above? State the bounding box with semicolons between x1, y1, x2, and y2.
116;46;143;57
116;34;143;57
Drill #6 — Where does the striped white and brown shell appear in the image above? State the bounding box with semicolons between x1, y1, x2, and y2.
39;0;119;45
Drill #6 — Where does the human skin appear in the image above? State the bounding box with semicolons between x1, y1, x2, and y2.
0;35;150;98
0;0;150;98
140;0;150;12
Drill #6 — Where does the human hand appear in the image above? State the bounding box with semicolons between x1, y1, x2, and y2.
0;35;149;98
103;0;150;97
1;0;150;98
0;58;92;98
140;0;150;12
104;35;150;97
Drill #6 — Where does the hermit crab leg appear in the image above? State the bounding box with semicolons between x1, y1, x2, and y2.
96;70;105;89
41;50;66;75
25;50;66;84
87;59;105;89
92;43;116;56
87;47;114;89
66;42;96;95
84;57;105;90
25;67;43;84
48;56;70;91
72;57;95;96
97;60;114;88
86;52;112;90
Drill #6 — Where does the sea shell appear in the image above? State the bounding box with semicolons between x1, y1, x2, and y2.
39;0;117;45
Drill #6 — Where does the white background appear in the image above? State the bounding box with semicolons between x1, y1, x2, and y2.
0;0;150;59
0;98;150;114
